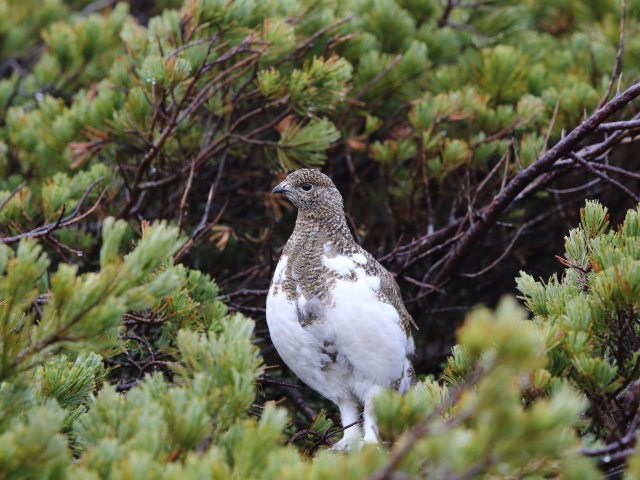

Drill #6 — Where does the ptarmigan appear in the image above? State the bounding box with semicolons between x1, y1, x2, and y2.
266;168;417;449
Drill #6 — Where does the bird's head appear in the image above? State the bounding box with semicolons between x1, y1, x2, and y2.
272;169;344;213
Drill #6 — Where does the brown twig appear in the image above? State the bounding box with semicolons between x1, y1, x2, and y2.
402;275;446;294
167;34;220;59
226;288;269;298
591;162;640;181
177;159;197;232
273;16;355;67
596;0;626;110
45;234;84;257
258;373;300;389
471;147;510;206
1;178;105;244
118;35;225;217
0;184;23;214
123;313;165;325
596;119;640;132
174;183;229;262
287;428;330;445
460;223;526;278
546;178;601;194
569;152;640;203
318;419;364;445
515;115;639;202
438;0;457;27
470;120;522;149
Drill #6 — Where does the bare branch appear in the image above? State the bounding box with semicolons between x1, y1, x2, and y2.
596;119;640;132
596;0;626;110
0;184;23;214
174;158;229;263
591;162;640;180
273;16;355;67
167;34;220;59
570;152;640;203
460;223;526;278
546;178;600;194
1;178;105;244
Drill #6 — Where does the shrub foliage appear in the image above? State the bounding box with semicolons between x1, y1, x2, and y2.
0;0;639;478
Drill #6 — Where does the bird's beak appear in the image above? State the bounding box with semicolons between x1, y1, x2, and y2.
272;182;289;194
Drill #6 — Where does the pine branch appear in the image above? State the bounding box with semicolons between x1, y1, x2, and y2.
0;178;105;244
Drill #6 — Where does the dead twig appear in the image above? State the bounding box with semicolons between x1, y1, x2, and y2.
570;152;640;203
460;223;526;278
287;428;331;446
470;120;522;149
596;0;625;110
596;119;640;132
402;276;446;294
177;159;197;232
0;184;23;214
167;34;220;59
45;234;84;257
174;182;229;262
546;178;601;194
258;373;300;389
1;178;105;244
273;16;355;67
591;162;640;180
226;288;269;298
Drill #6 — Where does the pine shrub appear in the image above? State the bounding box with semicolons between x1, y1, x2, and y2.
1;0;639;477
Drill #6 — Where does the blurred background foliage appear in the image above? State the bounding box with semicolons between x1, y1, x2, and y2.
0;0;639;477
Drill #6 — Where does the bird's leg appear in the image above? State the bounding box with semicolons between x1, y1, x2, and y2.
363;386;383;444
332;400;362;450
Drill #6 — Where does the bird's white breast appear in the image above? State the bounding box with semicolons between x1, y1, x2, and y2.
266;253;411;402
267;256;343;399
320;266;407;388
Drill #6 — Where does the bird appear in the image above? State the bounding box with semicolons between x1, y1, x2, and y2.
266;168;417;449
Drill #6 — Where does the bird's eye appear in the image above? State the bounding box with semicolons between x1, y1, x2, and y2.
300;183;313;192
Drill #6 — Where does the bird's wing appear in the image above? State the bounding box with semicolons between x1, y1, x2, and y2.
308;260;412;388
360;250;419;333
318;245;418;335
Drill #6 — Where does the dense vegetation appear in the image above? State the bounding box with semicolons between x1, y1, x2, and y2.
0;0;639;478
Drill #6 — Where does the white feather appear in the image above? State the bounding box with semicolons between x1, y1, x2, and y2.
267;254;410;406
272;255;288;283
321;254;356;275
319;272;407;390
352;253;367;265
356;267;380;291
